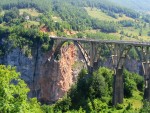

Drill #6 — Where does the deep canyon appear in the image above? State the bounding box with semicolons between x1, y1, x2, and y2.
0;43;143;104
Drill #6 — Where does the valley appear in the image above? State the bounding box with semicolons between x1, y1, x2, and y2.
0;0;150;113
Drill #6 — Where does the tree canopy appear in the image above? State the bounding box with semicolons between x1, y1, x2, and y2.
0;65;43;113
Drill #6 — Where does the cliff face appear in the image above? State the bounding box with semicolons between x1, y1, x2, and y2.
39;44;76;103
0;43;143;104
100;58;142;75
0;44;77;104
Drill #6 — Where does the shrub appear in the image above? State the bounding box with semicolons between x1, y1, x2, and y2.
54;97;71;112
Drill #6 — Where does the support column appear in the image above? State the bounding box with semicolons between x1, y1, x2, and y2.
55;39;62;47
147;71;150;101
111;44;131;106
140;47;150;101
89;42;95;74
143;62;150;101
113;68;124;105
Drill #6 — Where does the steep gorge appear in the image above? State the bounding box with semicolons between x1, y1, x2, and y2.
0;42;143;104
0;44;79;104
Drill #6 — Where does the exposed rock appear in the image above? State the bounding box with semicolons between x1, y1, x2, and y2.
99;58;143;75
0;43;143;104
38;44;76;103
0;44;78;104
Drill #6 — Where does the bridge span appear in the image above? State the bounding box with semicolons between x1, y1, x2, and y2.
51;36;150;46
50;37;150;105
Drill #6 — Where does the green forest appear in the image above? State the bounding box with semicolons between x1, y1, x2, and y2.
0;0;150;112
110;0;150;11
0;0;150;41
1;65;149;113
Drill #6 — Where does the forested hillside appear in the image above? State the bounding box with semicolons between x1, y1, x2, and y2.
0;0;150;113
1;0;149;41
110;0;150;11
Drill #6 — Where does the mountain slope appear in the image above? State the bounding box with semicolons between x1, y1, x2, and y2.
109;0;150;11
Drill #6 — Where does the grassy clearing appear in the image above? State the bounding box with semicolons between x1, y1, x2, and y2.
0;11;5;16
23;21;40;28
85;7;134;22
28;21;40;26
110;91;143;113
19;8;42;16
124;90;143;110
117;15;134;21
121;27;150;41
110;32;138;41
85;7;149;41
110;92;142;113
85;7;115;21
52;16;62;22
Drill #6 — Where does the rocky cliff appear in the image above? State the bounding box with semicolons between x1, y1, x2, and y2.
0;43;78;104
99;58;143;75
0;42;143;104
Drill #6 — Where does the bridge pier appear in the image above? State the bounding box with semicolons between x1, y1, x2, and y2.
89;42;97;74
143;62;150;101
111;44;131;106
140;47;150;101
113;68;124;105
147;73;150;101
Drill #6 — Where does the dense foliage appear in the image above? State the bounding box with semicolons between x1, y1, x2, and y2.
140;101;150;113
0;0;149;41
119;20;135;27
0;0;52;13
48;67;144;113
124;70;144;98
110;0;150;11
0;0;149;112
86;32;119;40
0;26;52;56
0;65;146;113
0;65;43;113
0;0;142;33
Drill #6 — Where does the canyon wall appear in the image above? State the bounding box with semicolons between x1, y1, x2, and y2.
0;43;143;104
0;44;79;104
99;58;143;75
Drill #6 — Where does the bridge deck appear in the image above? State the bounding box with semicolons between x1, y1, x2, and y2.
50;37;150;46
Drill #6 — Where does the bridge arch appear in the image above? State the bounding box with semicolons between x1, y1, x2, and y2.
51;40;91;68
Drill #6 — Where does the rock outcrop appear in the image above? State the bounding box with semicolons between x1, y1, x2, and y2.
0;42;143;104
38;44;76;103
99;58;142;75
0;44;77;104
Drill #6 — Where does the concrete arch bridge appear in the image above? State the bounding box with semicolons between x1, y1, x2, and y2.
50;37;150;105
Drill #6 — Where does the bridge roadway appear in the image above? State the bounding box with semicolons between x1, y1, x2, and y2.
50;37;150;46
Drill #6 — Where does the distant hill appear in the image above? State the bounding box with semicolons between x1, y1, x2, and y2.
0;0;150;41
109;0;150;11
